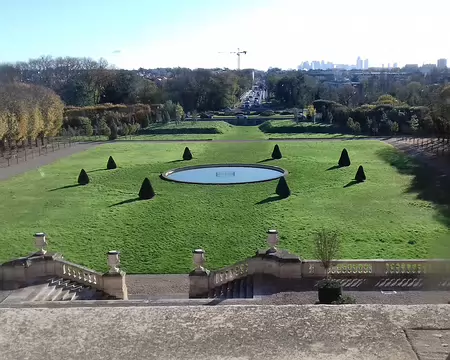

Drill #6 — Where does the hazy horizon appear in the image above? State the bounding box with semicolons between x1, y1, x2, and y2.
1;0;448;70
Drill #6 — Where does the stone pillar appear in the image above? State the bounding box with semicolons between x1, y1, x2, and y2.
372;260;387;277
34;232;48;255
1;232;62;290
189;249;210;299
102;250;128;299
102;272;128;300
266;229;279;253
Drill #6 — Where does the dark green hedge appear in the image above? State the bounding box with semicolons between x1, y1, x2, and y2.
137;127;222;135
259;121;341;134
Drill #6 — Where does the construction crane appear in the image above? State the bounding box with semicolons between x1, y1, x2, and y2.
218;48;247;70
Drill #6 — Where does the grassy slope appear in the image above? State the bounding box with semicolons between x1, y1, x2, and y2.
70;121;365;141
0;141;447;273
259;120;371;138
147;121;233;131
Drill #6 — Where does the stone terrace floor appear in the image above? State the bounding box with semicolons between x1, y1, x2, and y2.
1;304;450;360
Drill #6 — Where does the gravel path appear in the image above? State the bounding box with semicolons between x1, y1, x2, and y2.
384;137;450;176
126;274;189;299
255;290;450;305
0;142;100;181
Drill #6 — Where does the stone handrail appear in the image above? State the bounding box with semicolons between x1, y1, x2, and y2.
54;259;104;289
209;260;249;288
303;259;450;277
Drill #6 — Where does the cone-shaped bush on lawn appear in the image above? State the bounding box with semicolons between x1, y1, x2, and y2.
271;144;282;159
107;156;117;170
183;147;193;160
338;148;351;167
138;177;155;200
275;176;291;199
355;165;366;182
77;169;89;185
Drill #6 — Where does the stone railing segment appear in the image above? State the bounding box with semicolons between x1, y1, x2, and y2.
303;259;450;277
209;260;249;288
54;259;104;289
0;233;127;299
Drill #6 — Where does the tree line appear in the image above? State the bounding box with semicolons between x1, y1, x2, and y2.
62;100;185;140
0;56;253;111
267;70;450;137
0;83;64;150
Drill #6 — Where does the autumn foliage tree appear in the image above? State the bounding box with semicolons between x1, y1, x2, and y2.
0;82;64;150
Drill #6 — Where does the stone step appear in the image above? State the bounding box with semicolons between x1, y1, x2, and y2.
1;276;113;303
31;284;57;302
2;284;45;304
207;276;254;299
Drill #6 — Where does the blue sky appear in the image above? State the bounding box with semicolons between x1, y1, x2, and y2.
0;0;448;70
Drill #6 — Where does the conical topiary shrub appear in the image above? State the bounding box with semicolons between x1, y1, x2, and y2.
107;156;117;170
355;165;366;182
77;169;89;185
138;177;155;200
271;144;282;159
183;147;193;161
338;148;351;167
275;176;291;198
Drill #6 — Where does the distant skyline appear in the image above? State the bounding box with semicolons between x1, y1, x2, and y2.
0;0;449;70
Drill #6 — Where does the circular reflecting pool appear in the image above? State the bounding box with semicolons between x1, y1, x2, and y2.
161;164;287;185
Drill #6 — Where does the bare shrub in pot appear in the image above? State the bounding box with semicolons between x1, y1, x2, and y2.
313;229;343;304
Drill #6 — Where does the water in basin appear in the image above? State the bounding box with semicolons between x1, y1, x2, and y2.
163;165;285;185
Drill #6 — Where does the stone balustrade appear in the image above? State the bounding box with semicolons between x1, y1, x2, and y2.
209;260;249;288
304;260;376;277
303;259;450;277
0;233;127;299
189;228;450;298
54;259;104;289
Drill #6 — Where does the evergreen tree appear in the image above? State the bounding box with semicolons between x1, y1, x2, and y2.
109;122;118;140
338;148;351;167
275;176;291;198
138;177;155;200
77;169;89;185
107;156;117;170
355;165;366;182
271;144;282;159
183;147;193;160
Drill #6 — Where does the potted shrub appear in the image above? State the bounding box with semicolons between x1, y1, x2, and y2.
313;229;342;304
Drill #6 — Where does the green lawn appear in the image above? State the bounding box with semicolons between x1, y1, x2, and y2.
0;140;448;274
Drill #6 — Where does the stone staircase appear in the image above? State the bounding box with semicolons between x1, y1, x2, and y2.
207;275;253;299
1;277;115;303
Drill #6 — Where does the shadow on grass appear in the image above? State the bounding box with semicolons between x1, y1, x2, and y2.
167;159;185;163
257;158;274;163
109;197;141;207
326;165;341;171
376;146;450;228
343;180;359;188
256;195;282;205
49;184;81;191
88;168;108;173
